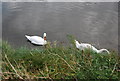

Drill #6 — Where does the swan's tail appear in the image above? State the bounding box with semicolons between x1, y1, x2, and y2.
25;35;31;40
75;40;80;49
98;49;110;54
75;40;80;44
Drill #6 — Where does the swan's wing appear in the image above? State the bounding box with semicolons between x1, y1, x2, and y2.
83;43;99;52
25;35;45;45
29;36;43;41
79;43;97;52
77;43;91;50
80;43;92;48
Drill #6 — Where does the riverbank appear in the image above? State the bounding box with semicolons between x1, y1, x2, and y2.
1;40;119;79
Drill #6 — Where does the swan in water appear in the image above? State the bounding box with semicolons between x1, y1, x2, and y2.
25;33;47;46
75;40;110;54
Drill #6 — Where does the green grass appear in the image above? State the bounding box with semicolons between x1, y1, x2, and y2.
1;40;119;80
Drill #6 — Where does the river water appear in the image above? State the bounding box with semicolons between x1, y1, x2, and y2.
2;2;118;51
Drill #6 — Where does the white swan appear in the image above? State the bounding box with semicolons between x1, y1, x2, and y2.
75;40;110;54
25;33;47;46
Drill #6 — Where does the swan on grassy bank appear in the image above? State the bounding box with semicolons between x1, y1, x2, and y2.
25;33;47;46
75;40;110;54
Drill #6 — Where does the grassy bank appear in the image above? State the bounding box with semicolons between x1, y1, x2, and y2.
1;40;119;80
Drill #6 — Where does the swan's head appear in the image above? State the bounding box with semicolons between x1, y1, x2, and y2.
43;33;47;40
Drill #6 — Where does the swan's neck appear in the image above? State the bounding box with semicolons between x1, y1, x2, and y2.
97;49;110;54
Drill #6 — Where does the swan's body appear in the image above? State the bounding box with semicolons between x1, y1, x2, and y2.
25;33;47;45
75;40;110;54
